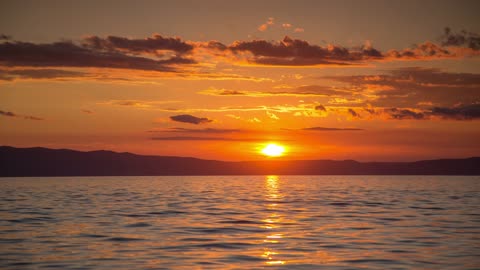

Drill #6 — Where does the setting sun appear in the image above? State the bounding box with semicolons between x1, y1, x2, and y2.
261;143;286;157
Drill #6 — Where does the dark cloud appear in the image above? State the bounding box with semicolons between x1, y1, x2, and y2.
170;114;213;125
0;69;87;81
0;110;15;117
348;108;359;117
302;126;363;131
315;105;326;111
2;28;478;75
0;34;12;40
228;36;383;66
381;104;480;120
430;104;480;120
83;34;193;54
81;109;94;114
384;108;426;120
441;27;480;50
159;128;241;133
0;39;193;72
0;110;43;120
363;107;376;114
216;28;480;66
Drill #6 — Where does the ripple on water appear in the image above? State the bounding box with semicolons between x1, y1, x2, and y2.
0;175;478;270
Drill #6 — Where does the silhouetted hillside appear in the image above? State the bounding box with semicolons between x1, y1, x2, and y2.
1;146;479;176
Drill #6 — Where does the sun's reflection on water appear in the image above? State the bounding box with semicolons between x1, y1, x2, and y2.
261;175;286;266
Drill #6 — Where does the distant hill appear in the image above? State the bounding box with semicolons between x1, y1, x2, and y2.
1;146;479;176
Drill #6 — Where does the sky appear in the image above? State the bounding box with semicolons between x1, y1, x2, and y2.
1;0;479;161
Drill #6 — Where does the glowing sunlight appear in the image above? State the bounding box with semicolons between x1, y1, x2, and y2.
261;143;286;157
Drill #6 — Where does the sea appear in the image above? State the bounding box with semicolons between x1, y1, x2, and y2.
0;176;479;269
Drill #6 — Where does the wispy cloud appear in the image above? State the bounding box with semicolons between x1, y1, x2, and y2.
302;126;363;131
99;100;180;108
0;109;44;120
83;34;194;55
257;17;275;32
149;127;242;134
0;68;87;81
150;136;267;141
324;67;480;108
199;85;354;97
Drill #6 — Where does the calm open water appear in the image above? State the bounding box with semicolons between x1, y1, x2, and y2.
0;176;479;269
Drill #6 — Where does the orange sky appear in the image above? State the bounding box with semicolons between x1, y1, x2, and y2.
1;0;479;161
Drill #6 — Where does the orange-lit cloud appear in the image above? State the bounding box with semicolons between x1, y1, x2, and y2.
301;126;363;131
258;17;275;32
324;67;480;107
1;28;479;81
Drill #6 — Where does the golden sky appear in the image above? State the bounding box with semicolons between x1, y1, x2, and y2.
1;0;479;161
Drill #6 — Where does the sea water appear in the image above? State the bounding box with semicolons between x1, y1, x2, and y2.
1;176;479;269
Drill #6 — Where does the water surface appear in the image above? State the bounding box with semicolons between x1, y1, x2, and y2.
1;176;479;269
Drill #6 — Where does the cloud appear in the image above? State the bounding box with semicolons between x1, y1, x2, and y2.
315;105;326;111
266;111;279;120
2;28;478;79
151;136;247;141
294;28;305;33
385;42;453;59
348;108;359;117
199;85;353;97
0;68;87;81
170;114;213;124
430;104;480;120
210;28;479;66
100;100;180;108
302;126;363;131
258;17;274;32
282;23;292;29
350;104;480;121
81;109;94;114
441;27;480;50
227;36;383;66
0;34;11;40
82;34;193;54
0;110;43;120
0;38;194;73
150;127;242;133
325;67;480;108
0;110;15;117
151;136;277;142
384;108;426;120
383;28;480;60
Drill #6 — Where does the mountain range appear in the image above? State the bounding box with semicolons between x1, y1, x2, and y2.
1;146;479;176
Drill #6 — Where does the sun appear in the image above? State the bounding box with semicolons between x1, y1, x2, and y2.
261;143;286;157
